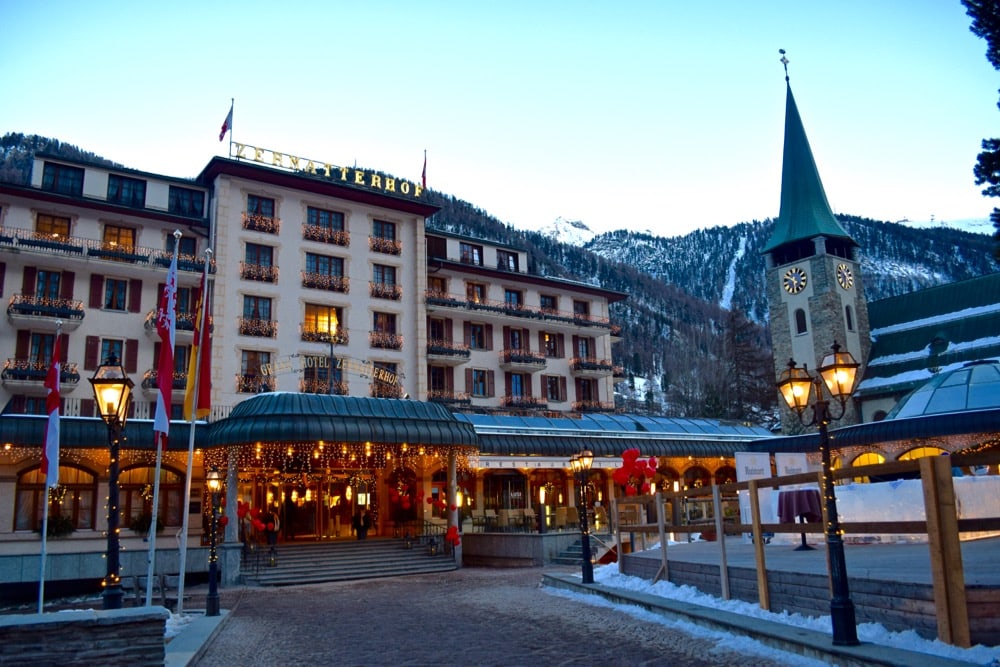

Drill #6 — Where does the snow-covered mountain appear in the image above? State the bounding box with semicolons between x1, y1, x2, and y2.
538;217;596;246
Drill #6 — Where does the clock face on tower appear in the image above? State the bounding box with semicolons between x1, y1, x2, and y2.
837;263;854;290
782;266;807;294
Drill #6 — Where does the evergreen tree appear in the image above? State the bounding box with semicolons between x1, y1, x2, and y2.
963;0;1000;263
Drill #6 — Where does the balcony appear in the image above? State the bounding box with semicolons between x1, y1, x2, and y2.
85;240;148;264
302;223;350;247
613;365;627;380
300;326;349;345
2;358;80;394
236;374;275;393
239;317;278;338
499;395;547;410
5;227;84;255
569;357;615;378
140;368;188;398
299;378;349;395
240;262;279;283
498;349;546;372
427;340;471;366
428;390;472;407
242;212;281;234
369;331;403;350
370;382;404;398
151;251;216;274
425;289;464;309
143;310;214;340
369;282;402;300
369;236;402;255
572;400;617;413
301;271;349;293
7;294;85;331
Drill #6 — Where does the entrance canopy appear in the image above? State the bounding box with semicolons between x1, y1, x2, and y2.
206;393;479;447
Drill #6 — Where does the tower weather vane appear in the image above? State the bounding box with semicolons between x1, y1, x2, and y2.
779;49;789;82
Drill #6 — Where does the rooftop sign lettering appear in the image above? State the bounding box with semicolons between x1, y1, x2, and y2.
231;142;424;199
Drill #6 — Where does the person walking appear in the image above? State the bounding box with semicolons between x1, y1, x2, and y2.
353;508;371;540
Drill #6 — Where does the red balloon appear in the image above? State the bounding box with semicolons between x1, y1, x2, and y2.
219;516;229;527
267;522;275;531
427;497;434;504
449;504;457;512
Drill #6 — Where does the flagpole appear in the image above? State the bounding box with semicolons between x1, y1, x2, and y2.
228;98;234;157
176;248;211;616
37;320;62;614
145;230;181;605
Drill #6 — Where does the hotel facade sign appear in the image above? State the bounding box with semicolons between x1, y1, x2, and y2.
231;142;425;199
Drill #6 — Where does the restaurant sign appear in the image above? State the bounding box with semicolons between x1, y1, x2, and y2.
231;142;425;200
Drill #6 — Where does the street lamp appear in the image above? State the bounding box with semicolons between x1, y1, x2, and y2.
205;467;222;617
777;341;860;646
570;449;595;584
89;355;134;610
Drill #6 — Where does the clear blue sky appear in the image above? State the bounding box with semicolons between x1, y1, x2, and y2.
3;1;996;236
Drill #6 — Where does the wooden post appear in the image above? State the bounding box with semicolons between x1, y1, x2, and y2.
712;484;730;600
654;491;669;583
920;455;970;647
748;479;770;610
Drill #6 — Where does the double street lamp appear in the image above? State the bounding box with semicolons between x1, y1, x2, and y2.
205;467;222;617
569;449;594;584
89;355;134;610
776;341;860;646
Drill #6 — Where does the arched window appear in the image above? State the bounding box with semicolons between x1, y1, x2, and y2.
683;466;711;489
845;305;855;331
851;451;886;483
15;465;98;532
714;465;737;486
120;465;186;530
898;446;947;461
794;309;808;335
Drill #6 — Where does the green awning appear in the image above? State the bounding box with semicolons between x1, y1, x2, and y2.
0;414;199;450
206;393;479;447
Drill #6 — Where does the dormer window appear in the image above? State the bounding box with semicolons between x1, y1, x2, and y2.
460;242;483;266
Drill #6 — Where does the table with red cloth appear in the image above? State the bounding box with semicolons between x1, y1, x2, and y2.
778;488;822;550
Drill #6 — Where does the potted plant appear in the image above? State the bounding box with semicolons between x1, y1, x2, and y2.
129;512;164;536
35;515;75;538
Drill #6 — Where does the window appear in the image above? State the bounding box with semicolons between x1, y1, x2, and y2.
546;375;567;402
306;253;344;277
504;289;523;309
540;294;558;313
576;336;594;359
243;243;276;282
428;276;447;295
104;278;128;310
573;300;590;318
373;311;397;334
239;350;272;392
497;250;519;272
35;270;61;300
303;354;343;393
307;207;344;231
466;282;487;303
468;323;486;349
371;361;400;397
509;372;527;397
101;339;124;365
794;308;808;335
107;174;146;207
507;327;526;351
373;264;397;285
304;303;342;340
41;162;84;196
168;185;204;217
372;219;396;241
845;305;855;331
15;465;97;532
243;295;272;321
36;214;70;238
470;369;493;397
103;224;136;250
460;242;483;266
542;332;563;358
121;466;184;528
29;333;56;366
247;194;275;217
576;377;597;402
429;366;448;392
167;234;197;257
429;317;446;340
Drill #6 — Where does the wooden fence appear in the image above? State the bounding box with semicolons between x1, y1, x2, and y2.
609;450;1000;647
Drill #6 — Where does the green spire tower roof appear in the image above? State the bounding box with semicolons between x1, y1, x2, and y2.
762;82;857;253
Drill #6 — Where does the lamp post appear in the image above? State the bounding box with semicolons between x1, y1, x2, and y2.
205;467;222;617
89;355;134;610
776;341;860;646
570;449;594;584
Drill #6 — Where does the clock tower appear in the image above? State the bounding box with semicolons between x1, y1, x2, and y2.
763;67;870;431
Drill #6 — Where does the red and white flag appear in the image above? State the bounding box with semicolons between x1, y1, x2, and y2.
219;102;233;142
153;250;178;450
40;335;61;488
184;268;212;420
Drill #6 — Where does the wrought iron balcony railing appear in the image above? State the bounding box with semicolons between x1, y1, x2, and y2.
242;212;281;234
369;282;402;300
8;294;85;320
369;331;404;350
301;271;349;293
240;262;279;283
302;223;350;247
239;317;278;337
369;236;402;255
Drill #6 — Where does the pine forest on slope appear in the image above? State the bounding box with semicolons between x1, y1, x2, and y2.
2;133;997;424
